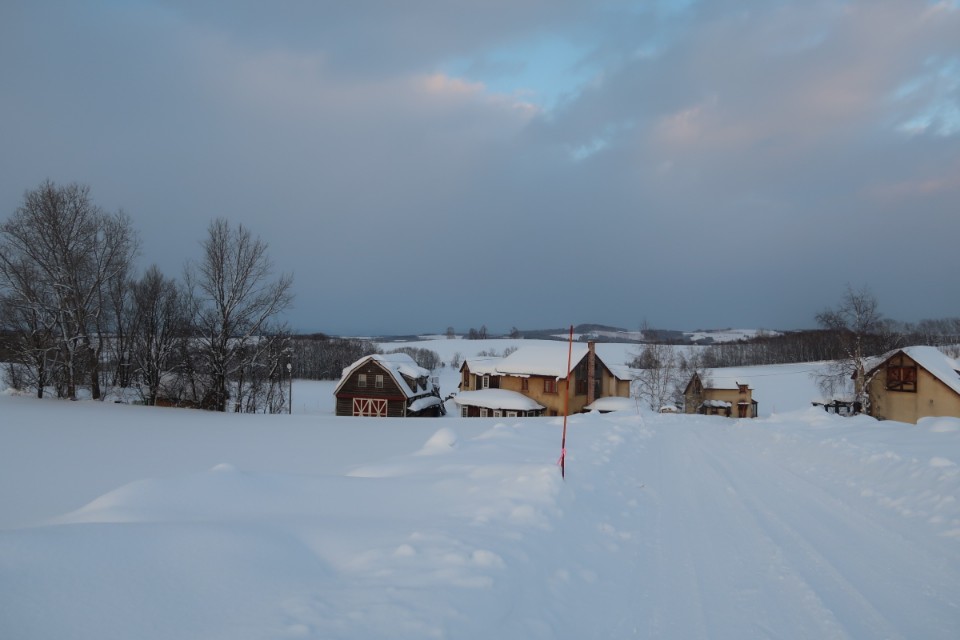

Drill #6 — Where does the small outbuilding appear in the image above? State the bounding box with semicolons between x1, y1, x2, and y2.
334;353;443;417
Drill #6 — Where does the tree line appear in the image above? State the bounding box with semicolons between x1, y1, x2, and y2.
285;337;442;380
631;285;960;411
0;181;293;412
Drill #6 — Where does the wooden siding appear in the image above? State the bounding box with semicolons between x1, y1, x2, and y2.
335;360;407;417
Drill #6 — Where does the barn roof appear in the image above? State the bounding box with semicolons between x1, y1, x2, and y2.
337;353;434;398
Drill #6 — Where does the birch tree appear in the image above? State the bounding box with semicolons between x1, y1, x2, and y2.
814;285;899;406
188;218;293;412
0;181;137;399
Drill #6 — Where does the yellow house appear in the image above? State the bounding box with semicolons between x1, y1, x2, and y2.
458;342;631;416
864;346;960;424
683;370;758;418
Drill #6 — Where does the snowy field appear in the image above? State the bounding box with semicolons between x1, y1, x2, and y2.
2;340;959;639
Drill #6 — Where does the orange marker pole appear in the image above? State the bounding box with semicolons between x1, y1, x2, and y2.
559;324;573;479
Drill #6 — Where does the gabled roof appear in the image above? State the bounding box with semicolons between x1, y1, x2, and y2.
336;353;434;399
461;357;504;376
493;344;630;381
496;344;589;378
687;369;755;391
704;368;757;390
867;346;960;396
453;389;545;411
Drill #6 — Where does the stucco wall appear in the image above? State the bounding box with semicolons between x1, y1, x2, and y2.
869;365;960;424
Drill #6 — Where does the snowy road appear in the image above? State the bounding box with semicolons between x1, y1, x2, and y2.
550;412;960;639
1;396;958;639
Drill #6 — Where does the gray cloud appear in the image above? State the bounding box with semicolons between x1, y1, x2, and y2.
1;0;957;335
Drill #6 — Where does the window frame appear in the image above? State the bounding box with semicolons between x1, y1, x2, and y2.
886;364;917;392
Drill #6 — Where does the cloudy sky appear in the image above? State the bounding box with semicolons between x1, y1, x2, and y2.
2;1;958;335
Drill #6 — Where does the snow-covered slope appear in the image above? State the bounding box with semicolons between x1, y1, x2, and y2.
1;394;958;639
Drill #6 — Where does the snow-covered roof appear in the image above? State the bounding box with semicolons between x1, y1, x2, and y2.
701;399;733;408
496;344;590;379
868;346;960;396
584;396;637;412
463;357;504;376
700;369;757;390
453;389;545;411
606;364;635;381
493;343;629;381
407;396;443;413
338;353;434;399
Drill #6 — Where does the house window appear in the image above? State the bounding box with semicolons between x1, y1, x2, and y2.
482;375;490;389
480;408;488;417
886;365;917;392
358;374;367;388
493;410;502;418
506;411;518;417
461;406;469;418
462;370;470;389
544;379;557;394
521;378;529;392
375;374;384;389
575;380;587;395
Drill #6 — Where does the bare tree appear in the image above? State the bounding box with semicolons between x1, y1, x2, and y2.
0;181;137;399
130;265;188;405
631;342;682;411
814;285;899;406
187;219;293;412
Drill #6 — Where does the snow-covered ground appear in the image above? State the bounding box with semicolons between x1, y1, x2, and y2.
2;390;959;638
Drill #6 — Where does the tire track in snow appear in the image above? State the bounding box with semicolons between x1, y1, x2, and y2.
691;423;959;639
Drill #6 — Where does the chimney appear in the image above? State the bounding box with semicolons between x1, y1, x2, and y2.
587;341;596;404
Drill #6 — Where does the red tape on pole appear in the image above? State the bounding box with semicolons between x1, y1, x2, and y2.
559;325;573;478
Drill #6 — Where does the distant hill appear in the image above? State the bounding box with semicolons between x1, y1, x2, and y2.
361;324;782;345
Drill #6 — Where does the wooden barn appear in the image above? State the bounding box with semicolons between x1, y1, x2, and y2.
334;353;444;417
